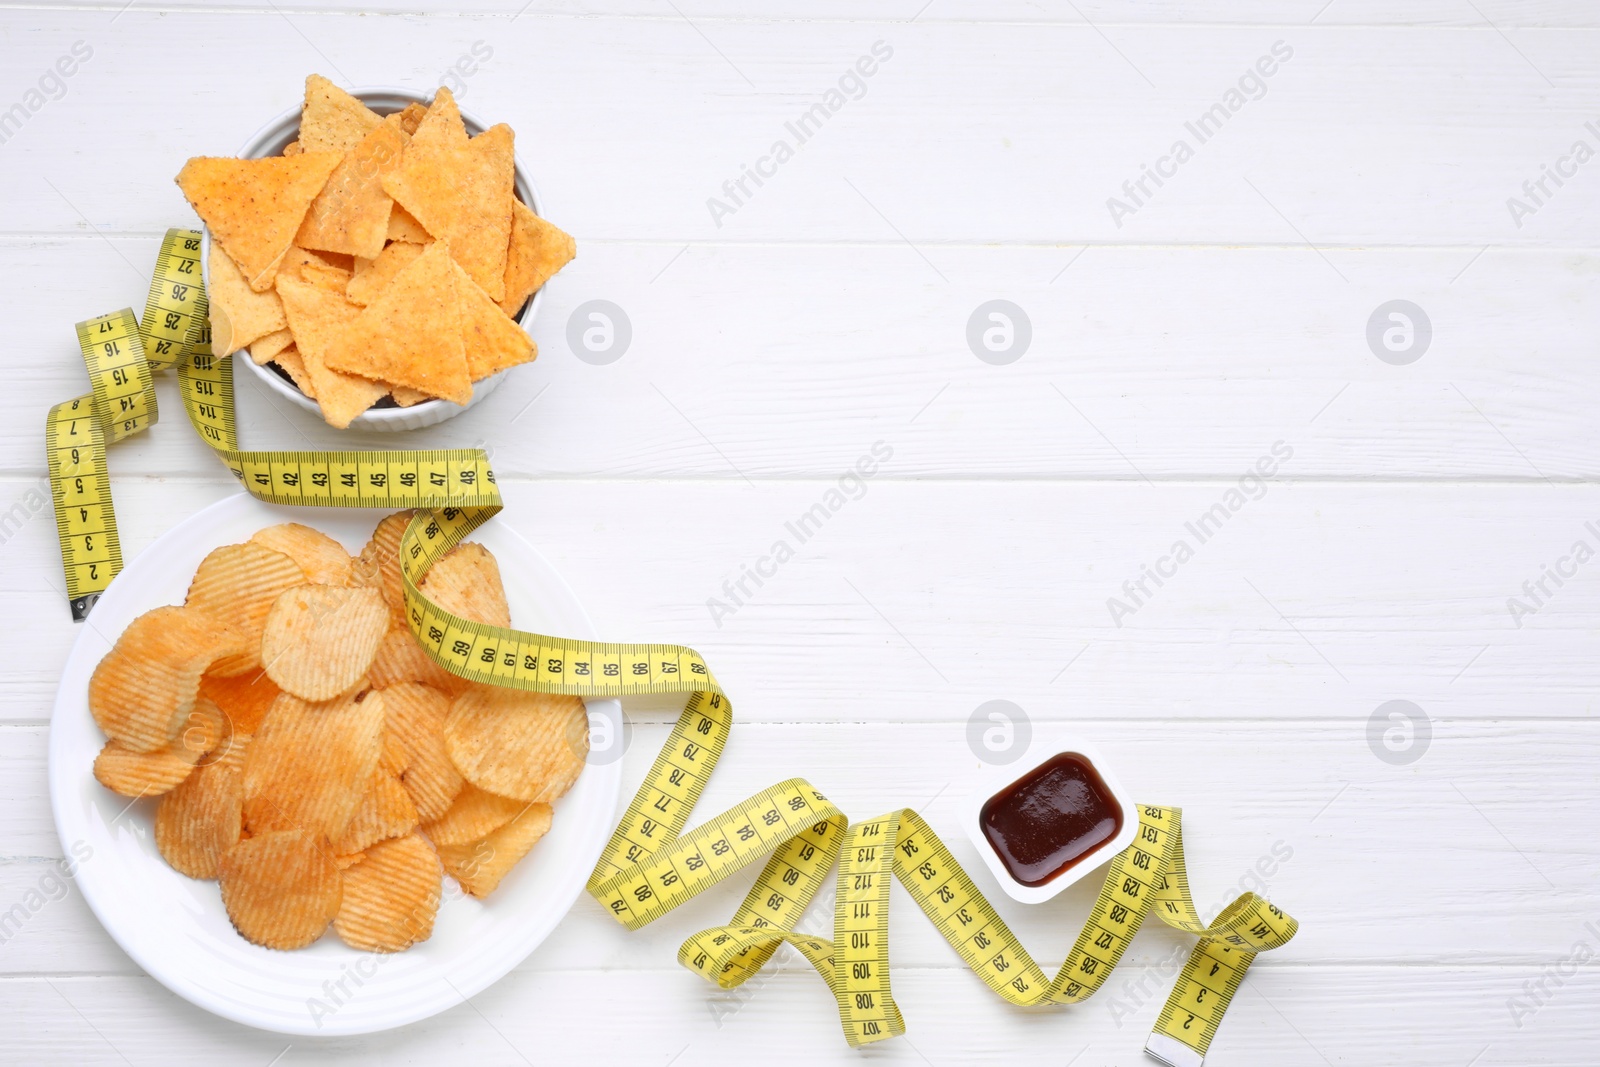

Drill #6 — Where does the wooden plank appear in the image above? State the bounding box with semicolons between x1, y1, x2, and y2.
1;966;1591;1065
1;17;1597;244
6;238;1599;481
5;716;1596;974
13;1;1600;25
5;478;1599;720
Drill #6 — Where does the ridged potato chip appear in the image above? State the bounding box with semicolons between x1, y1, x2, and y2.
219;829;342;949
379;729;409;777
354;511;414;627
417;541;510;629
331;768;418;856
420;783;526;846
88;512;581;954
381;682;462;821
243;690;385;839
92;739;197;798
174;696;227;760
445;685;587;804
89;604;247;751
186;543;306;675
436;803;552;898
156;733;250;878
368;627;465;695
334;833;442;952
250;523;354;586
261;585;389;700
199;669;281;735
91;695;226;798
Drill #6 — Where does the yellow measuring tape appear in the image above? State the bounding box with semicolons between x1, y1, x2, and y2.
48;229;1298;1064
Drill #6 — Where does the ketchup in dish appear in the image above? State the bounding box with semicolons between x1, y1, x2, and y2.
978;753;1124;887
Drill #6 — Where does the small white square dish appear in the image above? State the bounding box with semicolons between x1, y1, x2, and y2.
959;737;1138;905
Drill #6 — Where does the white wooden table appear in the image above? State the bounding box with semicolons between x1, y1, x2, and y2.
3;3;1597;1063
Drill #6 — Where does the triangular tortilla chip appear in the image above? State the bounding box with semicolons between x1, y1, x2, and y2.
177;153;342;291
391;387;431;407
323;242;472;405
250;328;295;365
447;124;515;302
278;247;352;294
276;274;389;428
498;200;576;316
412;87;467;149
447;256;535;381
296;116;409;260
387;204;432;244
396;102;428;136
381;104;512;302
207;242;288;355
271;345;317;399
347;241;426;306
300;75;382;154
283;140;303;157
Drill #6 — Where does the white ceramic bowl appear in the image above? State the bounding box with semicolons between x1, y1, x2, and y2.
204;86;546;432
959;736;1139;905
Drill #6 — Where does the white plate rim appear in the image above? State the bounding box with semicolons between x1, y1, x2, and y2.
48;493;621;1036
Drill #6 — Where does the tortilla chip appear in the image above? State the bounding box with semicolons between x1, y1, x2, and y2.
413;87;467;149
447;256;534;381
498;199;575;316
250;328;295;365
177;153;342;291
390;387;432;407
296;115;408;260
291;261;352;297
276;274;389;428
283;140;302;157
272;345;317;399
387;205;431;244
300;74;382;154
396;102;428;136
347;241;426;307
323;241;472;405
207;243;288;355
381;99;512;302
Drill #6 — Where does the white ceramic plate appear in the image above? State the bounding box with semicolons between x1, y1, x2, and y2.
48;493;621;1036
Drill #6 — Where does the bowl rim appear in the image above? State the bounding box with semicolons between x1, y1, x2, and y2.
215;84;544;425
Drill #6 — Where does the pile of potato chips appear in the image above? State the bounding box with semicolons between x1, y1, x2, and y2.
177;75;576;428
89;513;589;952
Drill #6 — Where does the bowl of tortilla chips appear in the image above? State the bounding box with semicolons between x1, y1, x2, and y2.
180;76;576;431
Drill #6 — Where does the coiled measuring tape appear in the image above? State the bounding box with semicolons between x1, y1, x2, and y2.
49;229;1298;1064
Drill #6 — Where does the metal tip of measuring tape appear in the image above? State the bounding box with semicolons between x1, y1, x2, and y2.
70;593;101;622
1144;1032;1205;1067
